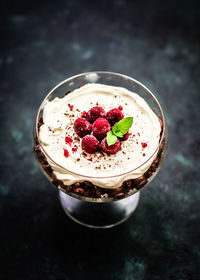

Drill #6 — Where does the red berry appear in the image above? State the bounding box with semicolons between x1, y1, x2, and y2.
142;142;147;148
65;136;73;146
101;138;121;154
118;105;123;111
119;132;130;142
81;135;99;154
86;107;106;123
93;118;111;141
64;149;69;157
74;118;92;138
106;108;124;126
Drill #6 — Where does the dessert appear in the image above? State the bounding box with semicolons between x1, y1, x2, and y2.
34;83;165;199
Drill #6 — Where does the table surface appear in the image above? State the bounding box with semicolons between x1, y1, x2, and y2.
0;0;200;279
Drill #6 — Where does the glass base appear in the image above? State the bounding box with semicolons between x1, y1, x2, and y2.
59;190;140;228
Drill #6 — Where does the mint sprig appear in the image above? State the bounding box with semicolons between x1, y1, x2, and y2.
106;117;133;146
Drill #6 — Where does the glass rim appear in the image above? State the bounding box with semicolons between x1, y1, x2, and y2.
35;71;166;179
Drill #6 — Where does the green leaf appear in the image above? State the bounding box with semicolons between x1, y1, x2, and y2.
112;129;123;138
112;117;133;136
106;131;117;146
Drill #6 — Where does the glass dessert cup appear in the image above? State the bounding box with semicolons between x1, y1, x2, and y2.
33;71;167;228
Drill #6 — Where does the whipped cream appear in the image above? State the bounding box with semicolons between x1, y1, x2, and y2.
39;83;161;189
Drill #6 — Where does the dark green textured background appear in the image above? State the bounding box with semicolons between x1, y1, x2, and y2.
0;0;200;279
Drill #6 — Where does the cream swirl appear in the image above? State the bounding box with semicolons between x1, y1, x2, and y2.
39;83;161;189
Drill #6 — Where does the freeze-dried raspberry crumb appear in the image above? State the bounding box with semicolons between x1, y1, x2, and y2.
65;136;73;146
101;138;121;154
118;105;123;111
87;158;92;162
68;104;74;110
93;118;111;141
72;147;78;152
64;149;69;157
142;142;147;148
86;107;106;123
81;135;99;154
106;108;124;125
81;111;87;117
74;118;92;138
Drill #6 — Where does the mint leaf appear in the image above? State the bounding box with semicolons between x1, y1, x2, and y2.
106;131;117;146
112;117;133;136
112;129;123;138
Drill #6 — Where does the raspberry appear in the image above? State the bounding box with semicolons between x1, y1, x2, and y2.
101;138;121;154
106;108;124;126
119;132;130;142
86;107;106;123
81;135;99;154
74;118;92;138
93;118;111;141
